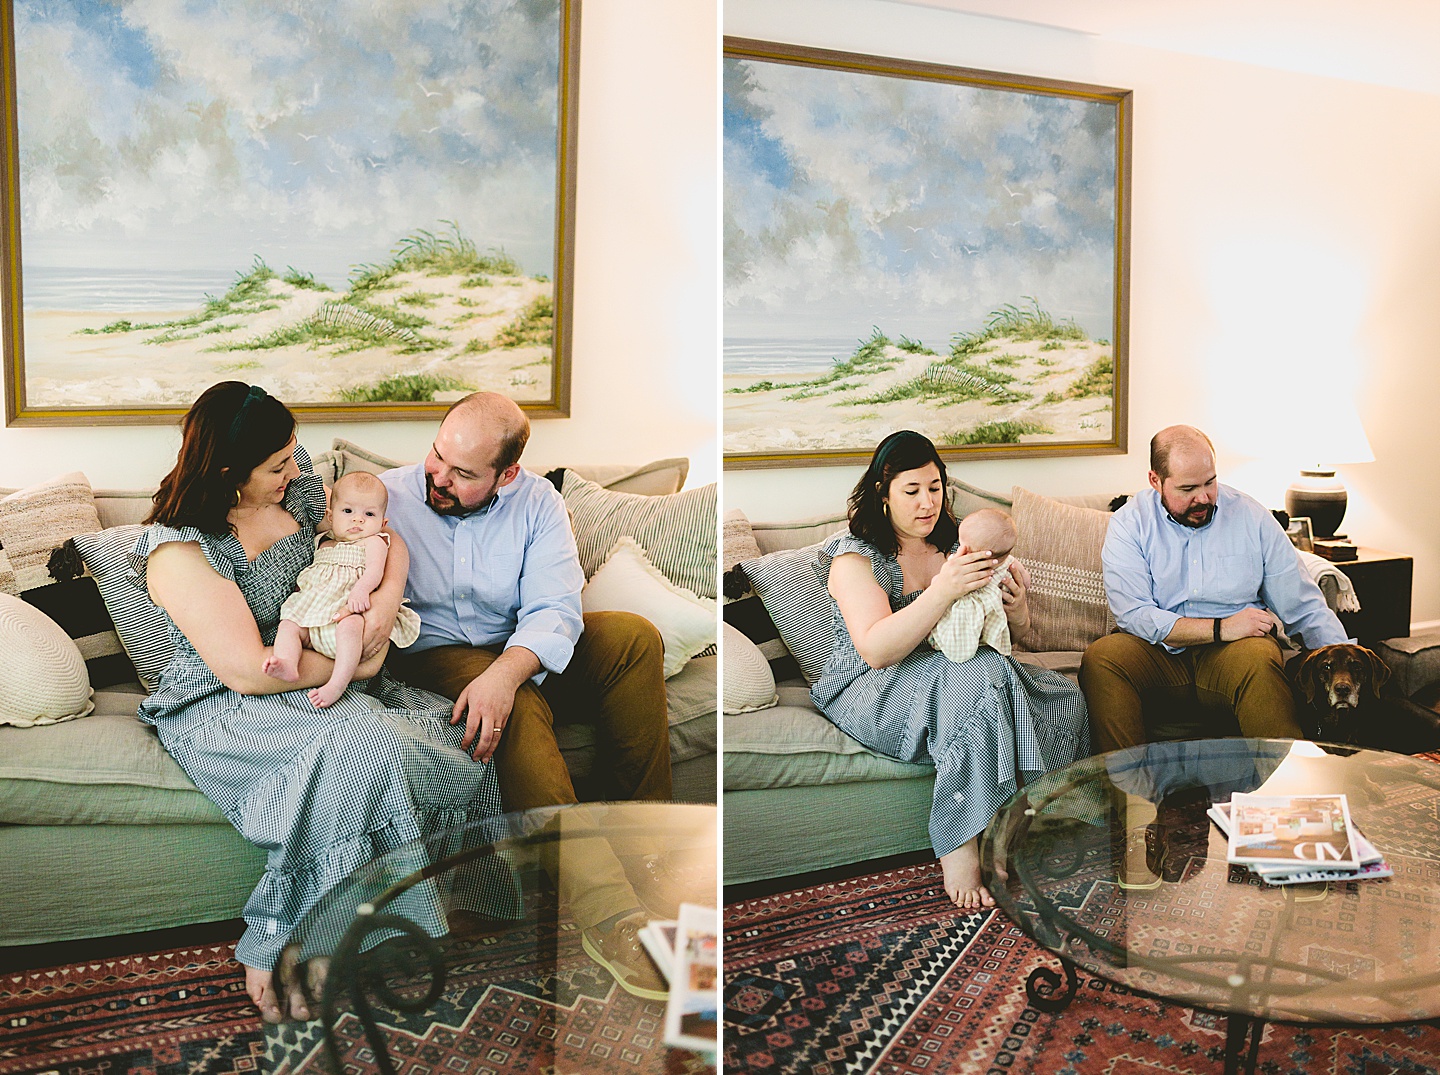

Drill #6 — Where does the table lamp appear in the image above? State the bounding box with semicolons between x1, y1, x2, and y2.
1282;405;1374;539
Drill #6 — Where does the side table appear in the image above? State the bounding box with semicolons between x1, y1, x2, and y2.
1333;546;1412;644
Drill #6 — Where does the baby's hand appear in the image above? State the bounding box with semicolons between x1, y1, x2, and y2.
347;586;371;614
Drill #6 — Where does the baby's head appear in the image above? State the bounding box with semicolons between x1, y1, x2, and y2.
957;508;1017;560
328;472;388;542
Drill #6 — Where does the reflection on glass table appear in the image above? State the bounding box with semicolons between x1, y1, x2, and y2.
982;739;1440;1075
264;801;717;1075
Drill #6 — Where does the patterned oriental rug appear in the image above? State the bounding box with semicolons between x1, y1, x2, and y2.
0;927;710;1075
723;861;1440;1075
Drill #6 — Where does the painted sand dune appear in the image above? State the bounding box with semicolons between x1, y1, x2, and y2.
24;228;554;408
724;301;1114;455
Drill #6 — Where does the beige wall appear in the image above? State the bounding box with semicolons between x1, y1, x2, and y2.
725;0;1440;623
1;0;718;491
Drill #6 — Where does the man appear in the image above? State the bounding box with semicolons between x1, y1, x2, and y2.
1080;424;1349;752
381;392;673;998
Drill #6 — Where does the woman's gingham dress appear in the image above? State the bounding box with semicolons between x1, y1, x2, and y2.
810;533;1089;858
130;457;502;971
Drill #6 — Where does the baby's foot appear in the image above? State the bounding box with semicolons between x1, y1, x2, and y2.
939;840;995;912
263;652;300;683
309;682;345;708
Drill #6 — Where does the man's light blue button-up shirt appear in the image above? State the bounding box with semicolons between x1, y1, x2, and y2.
381;463;584;681
1103;484;1349;654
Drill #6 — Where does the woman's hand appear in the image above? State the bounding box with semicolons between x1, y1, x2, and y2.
1000;559;1034;640
929;548;997;603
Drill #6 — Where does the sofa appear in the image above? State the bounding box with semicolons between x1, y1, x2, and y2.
0;442;717;949
720;479;1430;888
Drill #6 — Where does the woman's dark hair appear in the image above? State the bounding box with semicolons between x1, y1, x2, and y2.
847;429;957;556
148;382;296;534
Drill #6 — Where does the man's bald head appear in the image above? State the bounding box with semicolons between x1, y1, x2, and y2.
444;392;531;472
1150;425;1216;481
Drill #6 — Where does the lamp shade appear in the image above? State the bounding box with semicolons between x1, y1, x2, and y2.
1282;402;1373;538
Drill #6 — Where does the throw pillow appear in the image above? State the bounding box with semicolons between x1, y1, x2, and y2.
0;593;95;726
722;508;763;576
0;472;102;594
561;471;717;600
722;621;778;714
71;525;175;691
581;537;717;679
734;541;834;685
1010;486;1115;653
948;477;1012;520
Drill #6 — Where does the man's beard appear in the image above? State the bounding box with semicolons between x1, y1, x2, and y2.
1169;502;1215;528
425;472;472;517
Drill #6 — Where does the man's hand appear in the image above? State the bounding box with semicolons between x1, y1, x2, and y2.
453;667;520;762
1219;607;1279;641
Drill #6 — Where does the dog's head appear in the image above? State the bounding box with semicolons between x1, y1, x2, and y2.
1296;644;1390;712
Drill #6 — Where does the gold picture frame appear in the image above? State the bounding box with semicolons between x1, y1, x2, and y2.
2;0;580;426
723;38;1131;469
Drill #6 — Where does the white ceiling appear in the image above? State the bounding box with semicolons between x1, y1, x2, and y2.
883;0;1440;96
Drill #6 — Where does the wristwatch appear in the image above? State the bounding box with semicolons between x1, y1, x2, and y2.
1213;617;1223;643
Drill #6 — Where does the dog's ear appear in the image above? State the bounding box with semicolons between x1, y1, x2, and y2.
1360;646;1391;697
1295;650;1321;705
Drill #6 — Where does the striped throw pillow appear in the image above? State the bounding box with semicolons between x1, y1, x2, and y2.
71;525;175;691
560;472;717;600
733;542;833;685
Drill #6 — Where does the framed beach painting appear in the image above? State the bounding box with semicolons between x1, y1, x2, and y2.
723;39;1131;469
1;0;579;426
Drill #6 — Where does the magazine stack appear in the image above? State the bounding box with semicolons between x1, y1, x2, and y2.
1209;793;1392;885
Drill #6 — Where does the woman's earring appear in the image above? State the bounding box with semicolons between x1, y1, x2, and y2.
233;488;242;508
882;501;889;517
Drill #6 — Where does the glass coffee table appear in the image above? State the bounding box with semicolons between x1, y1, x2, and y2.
981;739;1440;1075
263;801;717;1075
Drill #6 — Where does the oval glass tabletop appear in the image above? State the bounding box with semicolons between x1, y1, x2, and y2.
263;801;717;1075
981;739;1440;1025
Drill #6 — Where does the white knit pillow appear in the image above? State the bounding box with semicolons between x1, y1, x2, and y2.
722;621;778;714
582;537;717;679
0;594;95;726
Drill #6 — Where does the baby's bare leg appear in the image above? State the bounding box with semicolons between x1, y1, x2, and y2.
264;620;307;682
310;615;364;708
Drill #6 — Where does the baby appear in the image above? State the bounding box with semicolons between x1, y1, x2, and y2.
264;472;421;707
928;508;1018;663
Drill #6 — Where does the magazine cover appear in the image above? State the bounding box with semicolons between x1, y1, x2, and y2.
663;902;718;1053
1226;793;1360;870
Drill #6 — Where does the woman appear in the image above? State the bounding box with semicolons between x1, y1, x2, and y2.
812;430;1089;910
132;382;502;1023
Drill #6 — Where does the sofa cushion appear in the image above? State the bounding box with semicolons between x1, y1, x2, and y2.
0;688;231;826
1011;486;1115;653
71;524;175;691
0;594;95;727
723;685;934;791
722;508;763;574
722;622;778;714
561;471;717;600
553;653;716;765
581;537;716;679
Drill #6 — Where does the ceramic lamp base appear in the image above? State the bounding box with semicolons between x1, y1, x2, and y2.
1285;469;1347;539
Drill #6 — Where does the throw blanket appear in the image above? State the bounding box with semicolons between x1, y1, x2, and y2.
1297;549;1361;613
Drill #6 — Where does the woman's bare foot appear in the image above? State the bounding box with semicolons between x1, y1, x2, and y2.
273;945;328;1021
245;964;284;1024
939;840;995;912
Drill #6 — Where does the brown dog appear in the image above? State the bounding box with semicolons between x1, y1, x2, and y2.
1294;644;1390;744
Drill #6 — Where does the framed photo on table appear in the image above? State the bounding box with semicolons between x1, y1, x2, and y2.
1;0;580;426
1287;517;1315;554
723;38;1132;470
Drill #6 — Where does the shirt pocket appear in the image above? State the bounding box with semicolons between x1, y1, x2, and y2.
1210;553;1258;605
473;551;523;613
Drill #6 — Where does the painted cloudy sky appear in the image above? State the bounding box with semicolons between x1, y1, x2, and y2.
14;0;561;282
724;57;1119;347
